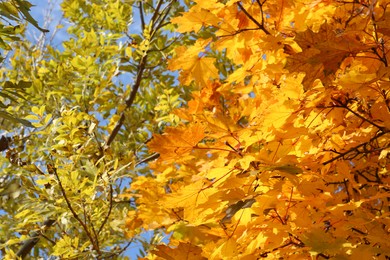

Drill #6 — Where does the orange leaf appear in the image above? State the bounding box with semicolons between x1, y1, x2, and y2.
168;39;219;87
148;123;205;160
171;8;220;33
286;23;372;89
152;242;207;260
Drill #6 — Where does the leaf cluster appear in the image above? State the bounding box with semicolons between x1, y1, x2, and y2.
126;0;390;259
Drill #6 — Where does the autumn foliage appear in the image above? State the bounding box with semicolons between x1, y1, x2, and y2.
126;0;390;259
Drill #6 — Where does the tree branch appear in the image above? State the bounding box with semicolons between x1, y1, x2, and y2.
136;153;160;166
104;54;147;148
330;97;386;130
150;0;165;26
139;1;145;31
322;131;387;165
105;1;176;148
237;2;270;35
219;27;262;37
52;165;100;253
16;219;56;259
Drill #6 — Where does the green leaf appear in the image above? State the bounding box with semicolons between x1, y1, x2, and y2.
0;110;34;127
14;0;49;33
0;2;20;21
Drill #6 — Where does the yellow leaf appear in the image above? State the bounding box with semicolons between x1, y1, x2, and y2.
168;39;218;87
171;6;221;33
210;239;238;260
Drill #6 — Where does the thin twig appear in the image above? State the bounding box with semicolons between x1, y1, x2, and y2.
219;27;262;37
98;184;113;235
256;0;267;28
105;0;176;147
16;219;56;259
237;2;270;35
136;153;160;166
322;131;387;165
150;0;165;25
85;203;100;249
331;98;385;130
153;0;176;34
52;166;100;253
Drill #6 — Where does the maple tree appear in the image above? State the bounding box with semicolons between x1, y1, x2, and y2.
125;0;390;259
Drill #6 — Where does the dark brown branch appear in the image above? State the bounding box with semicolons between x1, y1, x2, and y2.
52;166;100;253
237;2;270;35
153;0;176;34
105;1;177;148
40;232;56;245
105;0;174;148
371;11;388;67
151;0;165;25
148;36;178;53
103;239;134;259
219;28;261;38
322;131;387;165
259;236;304;258
116;239;134;256
16;219;56;259
136;153;160;166
256;0;267;28
104;54;147;147
139;1;145;31
85;203;100;249
333;98;385;130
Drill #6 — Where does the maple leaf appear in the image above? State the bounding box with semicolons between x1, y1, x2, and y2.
148;123;206;160
220;198;256;224
209;239;238;259
286;22;372;89
152;242;207;260
373;11;390;37
171;7;221;33
168;39;219;87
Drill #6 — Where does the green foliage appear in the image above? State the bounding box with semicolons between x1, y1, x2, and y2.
0;0;193;258
0;0;49;128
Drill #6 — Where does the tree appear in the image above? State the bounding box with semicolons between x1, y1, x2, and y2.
125;0;390;259
0;0;193;259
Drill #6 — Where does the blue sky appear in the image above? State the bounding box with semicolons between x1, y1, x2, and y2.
30;0;69;45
